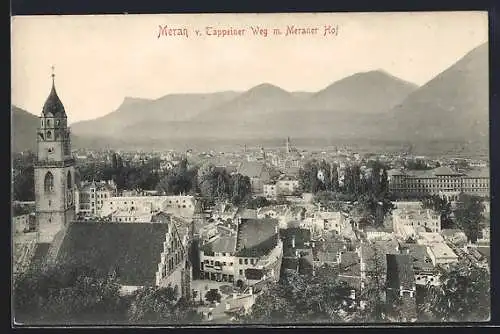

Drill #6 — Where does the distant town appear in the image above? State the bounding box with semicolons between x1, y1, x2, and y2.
12;72;490;325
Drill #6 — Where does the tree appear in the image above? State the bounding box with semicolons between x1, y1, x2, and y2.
128;285;200;324
231;173;252;205
422;195;454;229
454;193;484;243
205;289;222;304
13;165;35;201
245;266;357;324
246;196;270;209
299;160;321;194
422;261;490;321
14;265;126;324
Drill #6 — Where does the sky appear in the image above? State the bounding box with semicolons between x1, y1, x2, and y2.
11;12;488;123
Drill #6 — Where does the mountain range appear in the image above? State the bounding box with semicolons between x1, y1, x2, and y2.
11;42;488;153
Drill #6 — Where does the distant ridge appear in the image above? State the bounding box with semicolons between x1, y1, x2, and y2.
12;44;488;154
388;42;488;143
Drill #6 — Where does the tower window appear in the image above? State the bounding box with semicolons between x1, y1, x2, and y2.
44;172;54;193
56;120;60;126
67;171;72;189
46;119;51;127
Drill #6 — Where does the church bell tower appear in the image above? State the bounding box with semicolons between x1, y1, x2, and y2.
34;68;76;243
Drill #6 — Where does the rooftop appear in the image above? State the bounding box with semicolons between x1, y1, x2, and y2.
386;254;415;290
56;222;175;286
237;161;269;179
236;218;279;257
428;243;457;259
203;236;237;254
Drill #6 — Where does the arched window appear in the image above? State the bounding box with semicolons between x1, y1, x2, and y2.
46;119;51;127
46;131;52;139
67;171;72;189
44;172;54;193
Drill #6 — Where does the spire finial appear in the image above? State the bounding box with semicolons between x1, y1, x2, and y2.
51;65;55;85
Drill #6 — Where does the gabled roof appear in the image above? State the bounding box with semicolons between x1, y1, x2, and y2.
237;161;269;179
236;218;279;256
56;222;176;286
203;235;237;253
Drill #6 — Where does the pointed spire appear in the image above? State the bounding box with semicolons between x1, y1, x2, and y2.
42;65;67;118
51;65;55;86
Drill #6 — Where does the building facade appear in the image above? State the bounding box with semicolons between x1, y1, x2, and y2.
199;218;283;288
34;72;76;243
388;166;489;199
75;180;117;217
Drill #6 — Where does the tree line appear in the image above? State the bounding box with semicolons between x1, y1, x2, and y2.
13;264;201;325
301;159;393;227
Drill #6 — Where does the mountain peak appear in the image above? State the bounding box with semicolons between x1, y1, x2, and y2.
247;83;289;95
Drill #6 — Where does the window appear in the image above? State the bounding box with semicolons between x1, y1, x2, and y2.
239;270;243;275
244;259;248;265
67;171;72;189
46;131;52;139
44;172;54;193
250;259;254;265
210;260;214;265
239;259;243;265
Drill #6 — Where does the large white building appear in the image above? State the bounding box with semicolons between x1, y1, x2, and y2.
393;208;441;239
75;180;117;217
100;195;196;220
263;176;300;200
388;166;490;199
199;218;283;288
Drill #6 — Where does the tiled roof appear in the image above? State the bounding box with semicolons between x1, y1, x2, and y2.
42;81;67;118
237;161;269;179
386;254;415;290
236;218;279;256
56;222;174;286
401;244;434;271
204;236;237;253
29;243;51;270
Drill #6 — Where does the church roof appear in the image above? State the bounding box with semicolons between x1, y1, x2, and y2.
42;77;67;118
56;222;173;286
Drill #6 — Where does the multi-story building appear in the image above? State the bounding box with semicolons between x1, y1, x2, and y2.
388;166;489;199
237;161;271;194
393;208;441;236
75;180;117;217
199;218;283;288
263;176;300;200
100;195;196;220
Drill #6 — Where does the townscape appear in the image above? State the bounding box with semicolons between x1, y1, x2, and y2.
12;74;490;325
11;13;490;326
